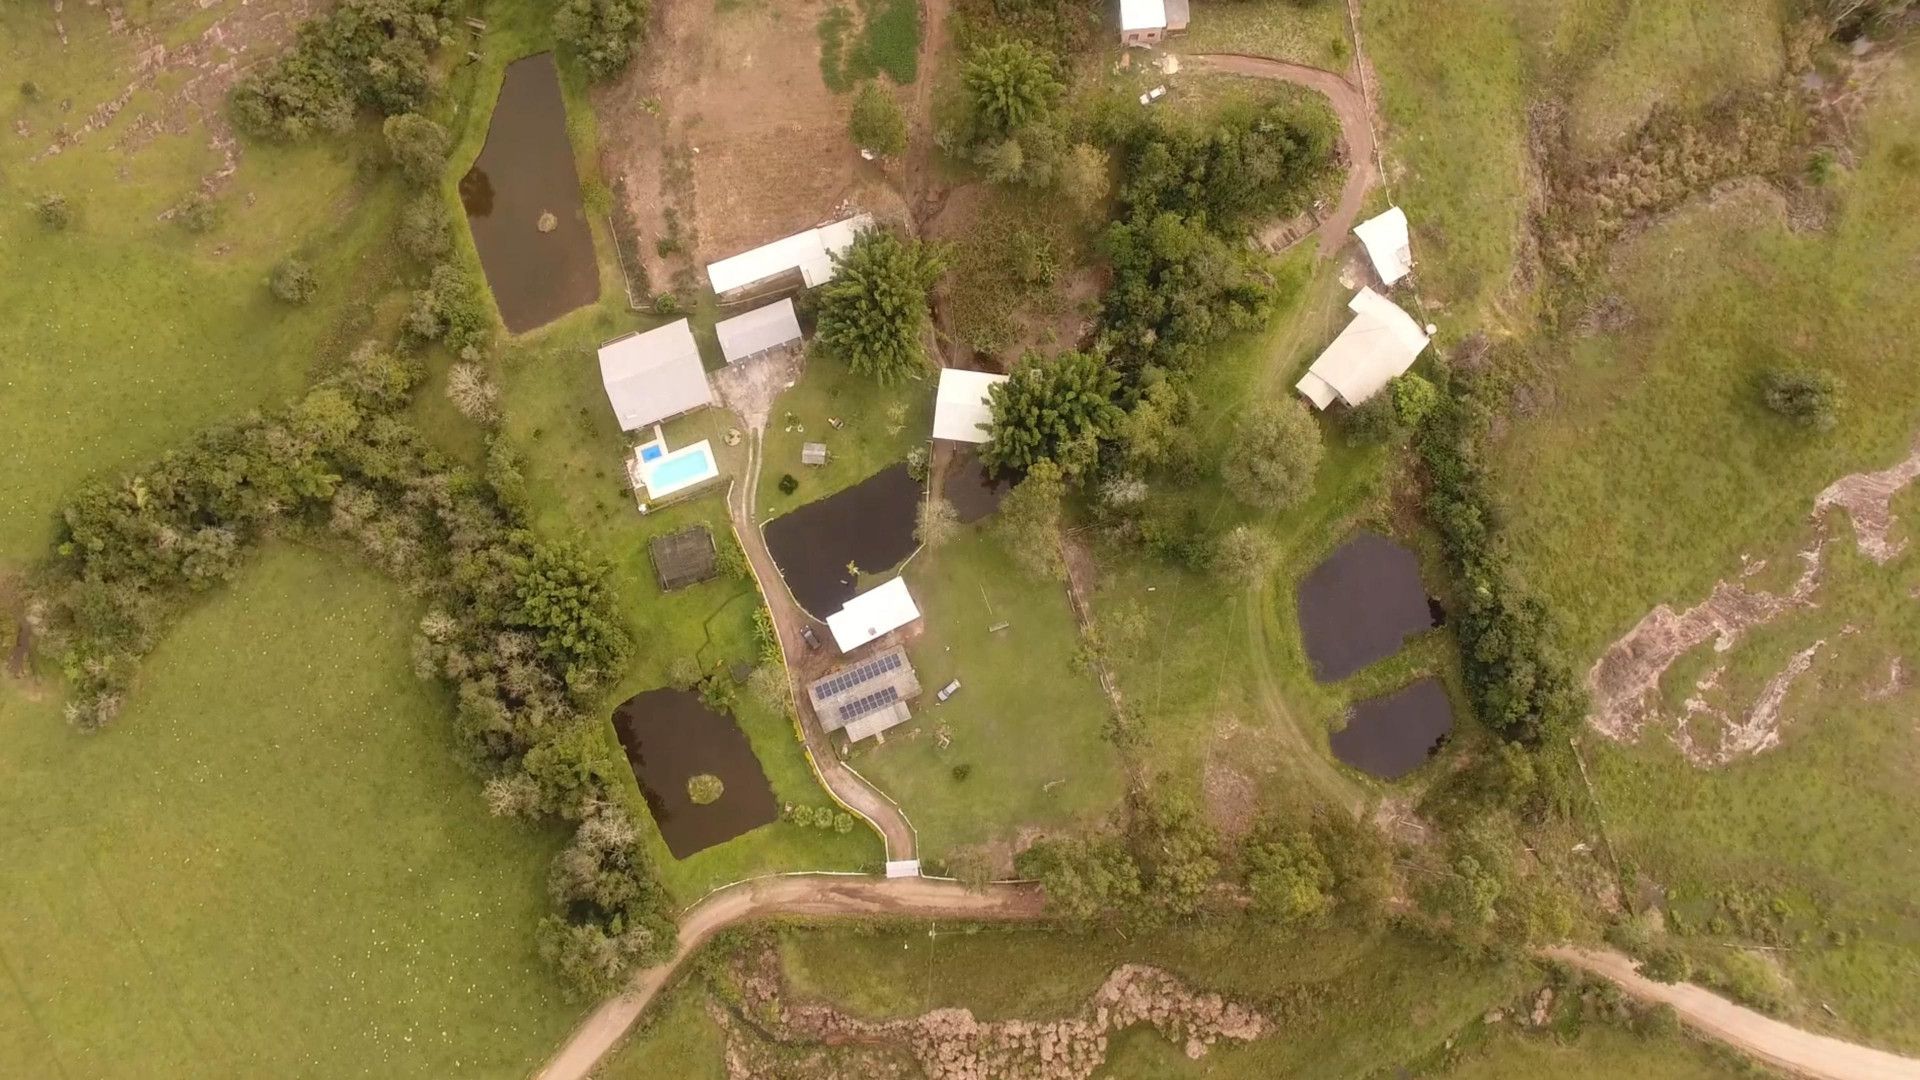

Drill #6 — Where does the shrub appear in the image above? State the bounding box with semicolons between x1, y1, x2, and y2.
814;228;947;385
687;773;724;804
20;80;41;102
1212;525;1278;585
915;497;960;548
270;258;318;304
554;0;649;82
951;762;973;782
446;363;501;424
404;262;491;358
993;459;1066;580
176;192;219;233
1222;402;1324;510
1342;393;1401;444
778;473;799;495
35;192;72;229
1761;366;1839;431
229;0;456;142
849;81;908;157
1242;818;1333;927
396;193;450;262
962;40;1061;139
382;112;449;187
1639;946;1692;983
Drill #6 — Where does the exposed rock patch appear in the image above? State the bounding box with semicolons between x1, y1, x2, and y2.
1585;437;1920;765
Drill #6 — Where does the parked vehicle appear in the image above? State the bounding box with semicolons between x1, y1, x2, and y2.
801;625;821;650
937;679;961;702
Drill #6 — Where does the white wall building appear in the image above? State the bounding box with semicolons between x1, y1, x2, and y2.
715;297;804;364
1353;206;1415;286
931;367;1010;444
1295;288;1432;410
704;213;875;297
826;577;921;654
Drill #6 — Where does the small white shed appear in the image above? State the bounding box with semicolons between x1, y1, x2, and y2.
1353;207;1415;286
715;297;803;364
597;320;715;431
1295;288;1431;410
932;368;1010;444
826;577;921;654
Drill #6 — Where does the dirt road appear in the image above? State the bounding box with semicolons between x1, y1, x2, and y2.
530;875;1043;1080
1546;947;1920;1080
726;432;920;861
1181;53;1379;257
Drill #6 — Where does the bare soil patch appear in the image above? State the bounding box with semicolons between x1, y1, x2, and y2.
593;0;909;291
1586;436;1920;765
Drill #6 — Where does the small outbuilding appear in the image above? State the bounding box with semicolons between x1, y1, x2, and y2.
801;442;829;466
715;297;804;364
1295;288;1432;411
932;367;1010;444
1119;0;1189;46
704;213;875;297
597;320;715;431
1353;207;1414;286
649;525;718;592
825;577;921;654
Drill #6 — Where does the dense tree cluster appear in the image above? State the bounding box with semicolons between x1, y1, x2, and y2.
1220;402;1324;510
382;112;450;188
553;0;650;82
43;342;672;997
849;82;909;157
813;228;947;385
230;0;456;141
404;261;492;359
981;350;1122;477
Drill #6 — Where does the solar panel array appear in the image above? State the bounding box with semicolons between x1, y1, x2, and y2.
810;650;903;701
837;685;900;723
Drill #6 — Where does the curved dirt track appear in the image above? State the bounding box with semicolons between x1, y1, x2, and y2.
728;432;919;860
1182;53;1379;256
1547;947;1920;1080
531;875;1044;1080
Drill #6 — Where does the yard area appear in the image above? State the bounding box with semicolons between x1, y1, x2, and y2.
0;549;578;1079
0;0;400;571
849;523;1124;867
1178;0;1352;70
753;349;932;516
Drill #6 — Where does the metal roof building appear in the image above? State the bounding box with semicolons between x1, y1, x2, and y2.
1295;288;1432;411
715;297;804;364
932;368;1009;444
704;213;875;296
807;644;921;742
597;320;715;431
825;577;921;653
1353;207;1415;286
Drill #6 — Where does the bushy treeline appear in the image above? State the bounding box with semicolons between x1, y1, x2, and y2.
1410;358;1583;746
43;345;674;999
230;0;457;141
553;0;650;82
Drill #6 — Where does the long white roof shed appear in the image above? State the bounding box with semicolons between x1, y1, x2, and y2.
704;213;875;296
1353;206;1414;286
826;577;921;654
1120;0;1168;31
715;297;803;363
932;368;1009;444
1295;288;1431;410
597;320;715;430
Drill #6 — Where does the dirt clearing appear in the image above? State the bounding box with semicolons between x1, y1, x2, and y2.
592;0;908;291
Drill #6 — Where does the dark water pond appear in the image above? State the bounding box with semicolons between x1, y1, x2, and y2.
765;463;922;619
610;688;777;859
941;447;1012;524
1297;531;1439;682
460;52;599;334
1331;677;1454;780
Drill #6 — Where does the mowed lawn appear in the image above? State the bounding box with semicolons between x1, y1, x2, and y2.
0;1;397;571
851;523;1124;865
0;548;577;1079
755;349;932;516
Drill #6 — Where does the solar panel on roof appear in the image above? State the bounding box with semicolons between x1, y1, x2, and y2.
837;685;899;723
809;650;903;701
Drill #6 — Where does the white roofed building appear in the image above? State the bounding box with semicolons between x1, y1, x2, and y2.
1353;207;1414;286
597;320;715;431
1119;0;1188;45
704;213;875;297
826;577;921;653
932;368;1009;444
715;297;803;364
1294;288;1431;411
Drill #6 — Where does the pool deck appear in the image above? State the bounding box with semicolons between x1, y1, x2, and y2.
626;435;724;508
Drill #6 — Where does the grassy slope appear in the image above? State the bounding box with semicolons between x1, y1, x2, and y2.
1179;0;1353;71
0;549;576;1079
851;522;1124;863
0;2;395;569
595;983;728;1080
1424;1023;1750;1080
778;924;1521;1078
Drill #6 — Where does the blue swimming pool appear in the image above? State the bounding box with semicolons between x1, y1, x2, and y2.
646;444;719;496
639;443;665;462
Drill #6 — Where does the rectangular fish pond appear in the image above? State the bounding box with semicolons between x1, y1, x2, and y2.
459;52;600;334
610;688;778;859
763;463;922;619
1296;531;1443;682
1331;677;1455;780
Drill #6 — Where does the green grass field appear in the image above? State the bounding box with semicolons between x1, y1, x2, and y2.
596;982;728;1080
754;350;932;519
0;548;578;1079
847;523;1125;865
1429;1022;1750;1080
1178;0;1352;71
